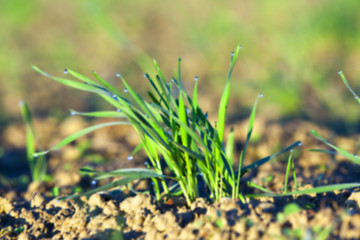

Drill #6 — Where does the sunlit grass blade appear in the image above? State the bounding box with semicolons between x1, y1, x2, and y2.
310;129;360;164
128;142;144;159
284;151;294;193
32;66;111;96
57;177;136;201
246;181;274;194
192;78;199;113
34;122;130;156
69;109;126;118
178;93;190;149
217;45;242;143
246;182;360;198
79;167;168;180
235;94;261;197
67;69;100;86
92;71;123;97
120;77;161;127
338;70;360;104
225;127;235;165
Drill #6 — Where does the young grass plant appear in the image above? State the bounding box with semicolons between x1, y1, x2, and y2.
32;47;360;206
310;71;360;165
19;100;48;182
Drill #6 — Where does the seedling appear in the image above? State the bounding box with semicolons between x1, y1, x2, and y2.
19;100;48;182
284;150;298;193
310;71;360;164
32;47;360;206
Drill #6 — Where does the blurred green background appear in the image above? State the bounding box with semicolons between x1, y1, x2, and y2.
1;0;360;132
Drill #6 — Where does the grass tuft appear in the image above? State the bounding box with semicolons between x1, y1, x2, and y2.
33;48;360;206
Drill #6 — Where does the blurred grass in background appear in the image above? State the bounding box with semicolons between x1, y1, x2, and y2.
1;0;359;133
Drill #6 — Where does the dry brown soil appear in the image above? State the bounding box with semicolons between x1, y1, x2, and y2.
1;117;360;239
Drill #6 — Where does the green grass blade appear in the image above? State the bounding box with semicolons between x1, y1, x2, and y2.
284;151;294;193
79;167;167;180
92;71;123;97
32;66;110;95
235;94;261;196
246;182;360;198
57;177;136;201
292;154;298;191
241;141;302;176
171;141;205;160
310;129;360;164
69;109;126;118
178;93;189;147
128;142;144;159
192;78;199;114
226;127;235;165
309;149;337;155
35;122;130;156
19;101;35;163
67;69;100;86
338;70;360;104
246;181;274;194
217;45;241;143
120;77;160;127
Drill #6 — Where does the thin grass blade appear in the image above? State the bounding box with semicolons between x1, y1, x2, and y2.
79;167;167;180
246;182;360;198
19;101;36;162
226;127;235;165
310;129;360;164
57;177;136;201
32;66;108;95
241;141;302;176
92;71;123;96
70;110;126;118
67;69;100;86
246;181;274;194
284;151;294;193
34;122;130;156
338;70;360;104
217;45;241;143
309;149;337;155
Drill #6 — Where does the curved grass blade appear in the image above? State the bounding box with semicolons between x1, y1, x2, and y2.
57;177;135;201
246;182;360;198
246;181;274;194
235;94;262;196
34;122;130;156
217;45;241;143
32;66;110;95
92;71;123;97
69;109;126;118
310;129;360;164
67;69;100;86
79;167;167;180
241;141;302;176
338;70;360;104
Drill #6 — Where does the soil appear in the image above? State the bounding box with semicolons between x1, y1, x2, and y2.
1;117;360;239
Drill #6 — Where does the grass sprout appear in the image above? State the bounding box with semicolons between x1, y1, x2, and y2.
310;71;360;165
32;48;360;206
19;100;48;181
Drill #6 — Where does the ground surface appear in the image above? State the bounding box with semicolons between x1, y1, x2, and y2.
1;117;360;239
